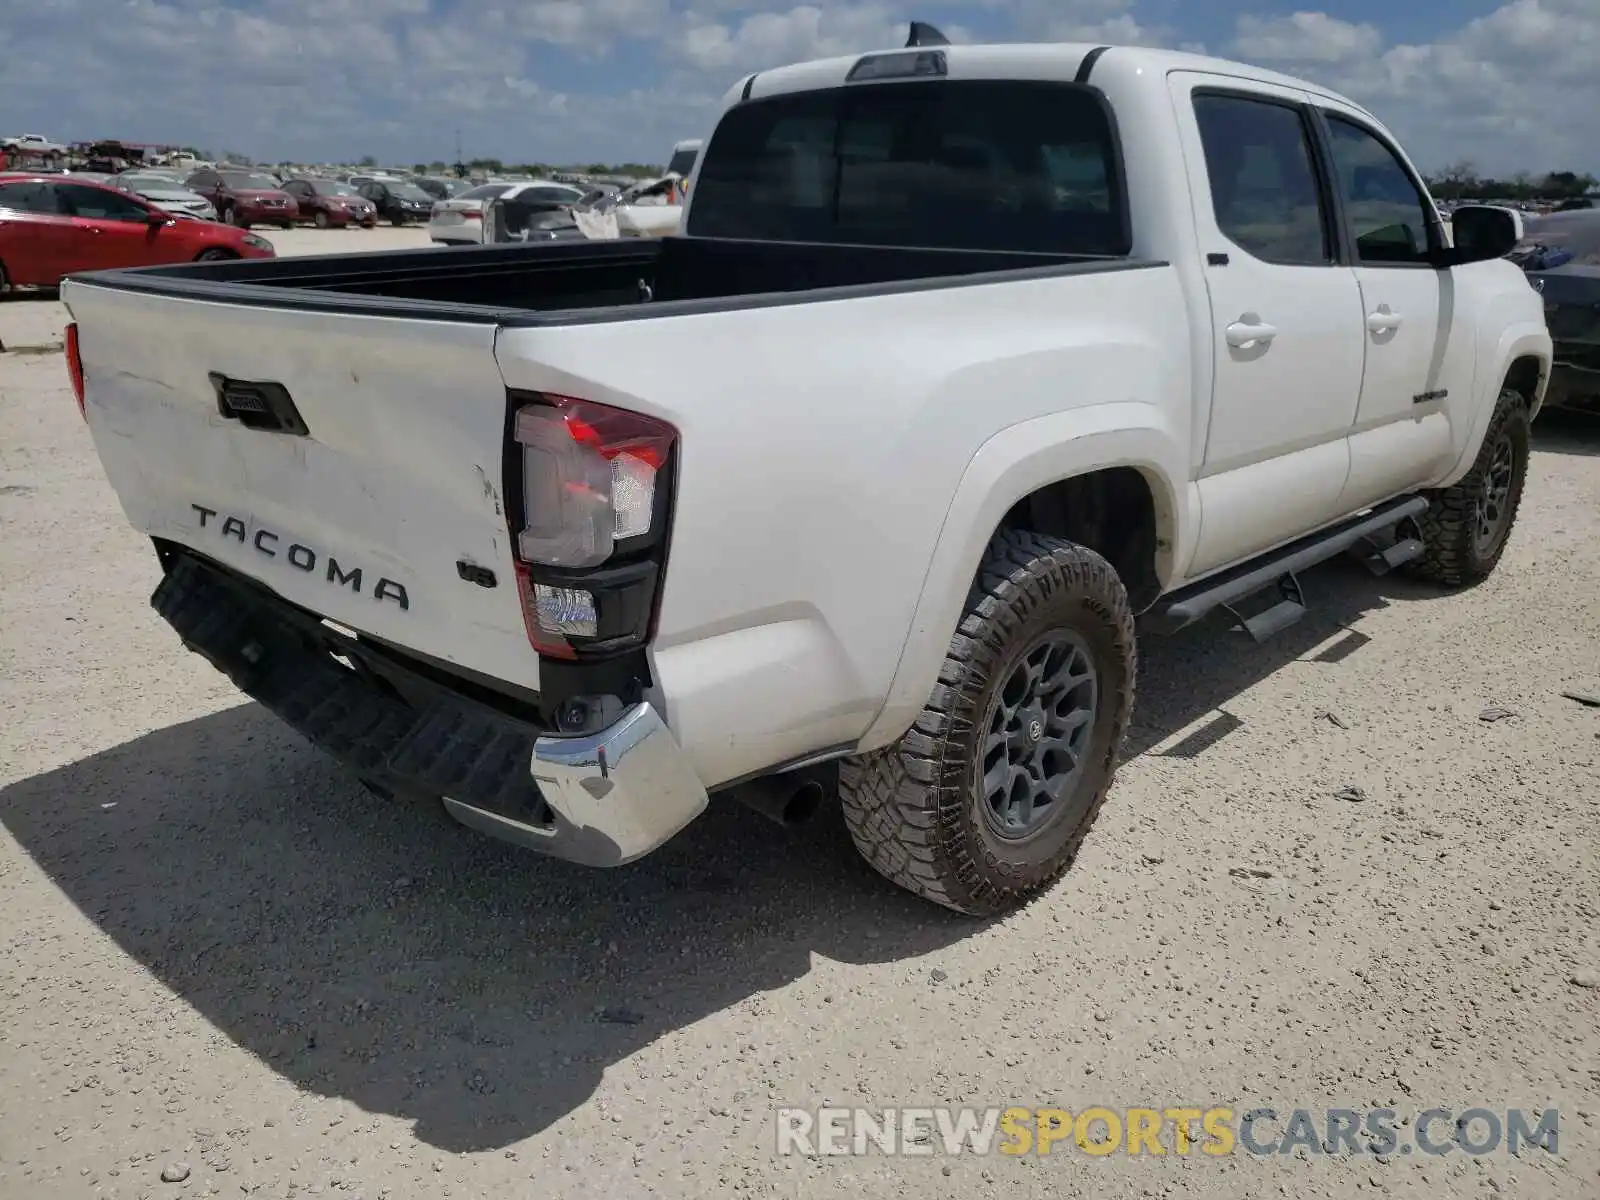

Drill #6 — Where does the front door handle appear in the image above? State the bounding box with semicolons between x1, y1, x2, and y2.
1225;317;1278;349
1366;305;1403;333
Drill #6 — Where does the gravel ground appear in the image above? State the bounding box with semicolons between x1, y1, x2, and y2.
2;230;1598;1198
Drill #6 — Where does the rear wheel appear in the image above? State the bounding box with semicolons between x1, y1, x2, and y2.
839;531;1136;915
0;259;9;295
224;206;249;229
1405;386;1531;586
313;210;330;229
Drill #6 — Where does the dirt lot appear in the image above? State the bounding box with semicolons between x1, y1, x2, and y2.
2;228;1598;1199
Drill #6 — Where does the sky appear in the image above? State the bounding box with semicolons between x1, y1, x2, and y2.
1;0;1595;176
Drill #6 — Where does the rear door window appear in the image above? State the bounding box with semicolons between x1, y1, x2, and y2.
0;181;63;213
687;79;1129;255
1192;93;1332;266
57;184;150;221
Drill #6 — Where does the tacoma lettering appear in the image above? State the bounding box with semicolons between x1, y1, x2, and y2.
188;503;409;610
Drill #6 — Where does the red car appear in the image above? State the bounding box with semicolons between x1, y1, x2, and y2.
281;177;378;229
0;174;275;288
182;167;299;228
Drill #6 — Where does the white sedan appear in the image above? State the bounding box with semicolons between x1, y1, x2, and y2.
427;181;586;245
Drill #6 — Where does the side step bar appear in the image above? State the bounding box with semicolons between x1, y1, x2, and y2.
1145;495;1428;638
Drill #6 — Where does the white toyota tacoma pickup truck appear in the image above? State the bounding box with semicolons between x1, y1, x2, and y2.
61;34;1551;915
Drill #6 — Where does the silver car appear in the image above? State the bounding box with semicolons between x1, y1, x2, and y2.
427;181;585;245
113;172;218;221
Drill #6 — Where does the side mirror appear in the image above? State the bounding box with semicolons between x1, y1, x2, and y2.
1439;204;1524;266
146;209;169;226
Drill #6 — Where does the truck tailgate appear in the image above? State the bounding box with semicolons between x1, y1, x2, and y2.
65;282;539;692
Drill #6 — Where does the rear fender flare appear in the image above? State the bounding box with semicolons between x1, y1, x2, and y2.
856;402;1187;753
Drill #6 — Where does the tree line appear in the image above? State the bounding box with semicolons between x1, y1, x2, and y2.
1426;163;1598;202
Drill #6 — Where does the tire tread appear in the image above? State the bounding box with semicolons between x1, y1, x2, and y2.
840;531;1136;915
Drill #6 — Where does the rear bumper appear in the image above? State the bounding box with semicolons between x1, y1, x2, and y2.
151;551;707;866
427;221;482;243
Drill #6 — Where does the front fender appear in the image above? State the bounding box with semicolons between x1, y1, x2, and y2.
856;402;1188;753
1437;321;1551;489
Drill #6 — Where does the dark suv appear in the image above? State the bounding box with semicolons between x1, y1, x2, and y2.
184;168;299;229
357;179;434;226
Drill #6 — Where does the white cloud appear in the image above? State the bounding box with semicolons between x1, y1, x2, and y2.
665;4;936;73
1228;1;1600;175
1232;12;1383;63
0;0;1592;174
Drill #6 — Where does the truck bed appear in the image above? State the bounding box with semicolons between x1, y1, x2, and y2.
71;236;1159;326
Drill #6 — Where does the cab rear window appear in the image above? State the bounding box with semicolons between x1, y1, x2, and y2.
686;79;1129;256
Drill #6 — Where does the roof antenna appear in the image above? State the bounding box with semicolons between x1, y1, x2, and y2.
906;21;950;47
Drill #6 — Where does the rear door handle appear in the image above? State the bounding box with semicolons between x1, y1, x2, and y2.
1225;318;1278;349
1367;306;1403;333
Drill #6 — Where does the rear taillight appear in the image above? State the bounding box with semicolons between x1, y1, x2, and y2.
510;394;676;660
65;322;85;419
464;210;482;220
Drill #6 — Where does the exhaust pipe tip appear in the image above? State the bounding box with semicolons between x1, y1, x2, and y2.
727;773;827;828
780;778;825;826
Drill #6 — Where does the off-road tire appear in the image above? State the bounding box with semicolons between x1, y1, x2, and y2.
1406;387;1530;586
839;531;1137;916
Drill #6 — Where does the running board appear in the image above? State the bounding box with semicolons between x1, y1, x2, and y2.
1220;571;1306;643
1146;496;1428;638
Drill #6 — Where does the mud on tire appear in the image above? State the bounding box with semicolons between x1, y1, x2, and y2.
1406;386;1531;586
839;531;1136;916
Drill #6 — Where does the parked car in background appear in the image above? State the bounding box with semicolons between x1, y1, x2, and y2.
356;179;434;226
66;171;115;186
1516;209;1600;413
184;168;299;229
409;176;470;200
613;175;685;238
2;133;67;158
0;173;272;288
282;178;377;229
112;172;217;221
425;182;512;244
573;175;685;239
427;180;584;244
482;191;586;243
